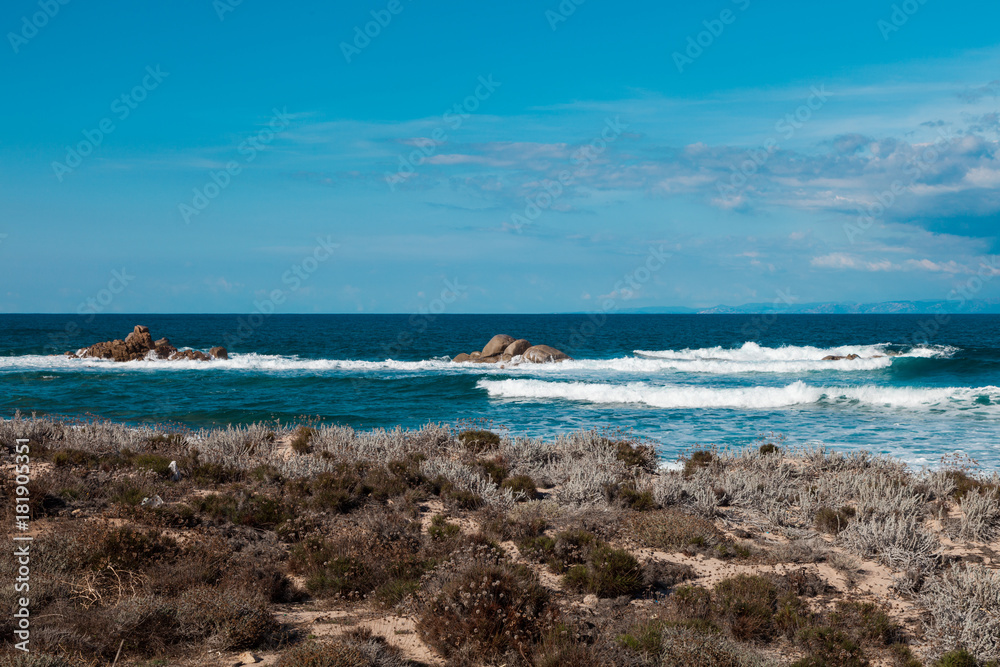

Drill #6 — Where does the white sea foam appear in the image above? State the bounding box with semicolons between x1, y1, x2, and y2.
634;341;957;362
476;379;1000;412
0;341;958;376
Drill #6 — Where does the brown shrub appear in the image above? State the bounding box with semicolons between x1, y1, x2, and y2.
628;508;723;552
418;561;550;661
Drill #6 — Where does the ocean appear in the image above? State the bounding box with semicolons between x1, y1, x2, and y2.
1;313;998;469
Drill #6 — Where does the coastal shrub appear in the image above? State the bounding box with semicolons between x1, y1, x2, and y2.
958;488;1000;542
194;491;289;529
815;506;856;534
613;439;657;471
922;564;1000;661
458;429;501;453
176;586;282;649
642;559;697;591
290;426;316;454
427;514;461;540
473;455;510;485
628;508;722;552
828;600;900;646
792;627;868;667
840;515;938;572
417;562;550;661
658;625;774;667
604;482;658;510
932;650;980;667
535;624;602;667
562;544;644;598
501;474;539;500
0;655;73;667
275;633;409;667
712;574;778;641
683;450;716;477
759;443;781;455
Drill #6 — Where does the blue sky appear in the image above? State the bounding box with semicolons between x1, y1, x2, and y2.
1;0;999;313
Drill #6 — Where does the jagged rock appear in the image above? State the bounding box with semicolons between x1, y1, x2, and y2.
452;353;472;363
72;326;223;363
170;349;210;362
523;345;571;363
482;334;516;357
823;354;861;361
504;339;532;357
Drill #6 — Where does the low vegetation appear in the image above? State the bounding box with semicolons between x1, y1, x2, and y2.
0;413;997;665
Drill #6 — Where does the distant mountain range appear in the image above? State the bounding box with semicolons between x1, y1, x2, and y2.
616;300;1000;315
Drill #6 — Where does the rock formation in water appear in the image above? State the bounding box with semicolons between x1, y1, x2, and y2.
452;334;571;364
67;325;227;362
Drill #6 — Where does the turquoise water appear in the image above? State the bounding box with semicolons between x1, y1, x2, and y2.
1;314;998;468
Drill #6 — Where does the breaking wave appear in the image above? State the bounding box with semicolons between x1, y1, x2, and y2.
477;378;1000;412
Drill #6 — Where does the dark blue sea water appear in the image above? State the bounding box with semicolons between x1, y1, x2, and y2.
1;314;999;468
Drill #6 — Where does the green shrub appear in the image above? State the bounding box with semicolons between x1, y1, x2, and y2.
501;474;539;500
474;456;510;485
683;450;716;477
562;544;644;598
933;649;979;667
458;429;501;453
792;627;868;667
712;574;778;641
614;439;657;470
759;443;781;455
428;514;461;540
290;426;315;454
815;506;856;534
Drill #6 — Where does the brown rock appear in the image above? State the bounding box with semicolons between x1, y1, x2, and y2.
846;354;860;360
501;353;513;362
523;345;571;363
503;339;532;357
482;334;516;357
470;351;482;359
170;349;210;362
452;353;472;363
822;355;844;361
475;355;502;363
209;346;228;360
